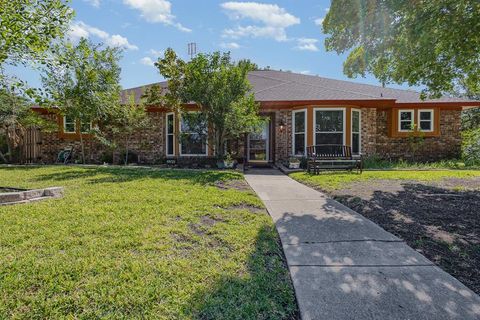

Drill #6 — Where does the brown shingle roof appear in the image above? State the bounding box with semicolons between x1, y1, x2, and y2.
122;69;478;106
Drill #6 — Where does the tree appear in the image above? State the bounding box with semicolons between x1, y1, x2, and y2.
323;0;480;98
153;49;263;160
100;96;151;165
42;38;122;164
0;0;73;83
0;86;53;163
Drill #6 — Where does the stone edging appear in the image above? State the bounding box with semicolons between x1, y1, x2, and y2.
0;187;63;206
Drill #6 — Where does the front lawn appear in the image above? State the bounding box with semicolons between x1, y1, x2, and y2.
0;166;298;319
291;169;480;293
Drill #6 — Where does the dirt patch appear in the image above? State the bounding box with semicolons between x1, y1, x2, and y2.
225;203;267;215
215;179;253;192
330;178;480;294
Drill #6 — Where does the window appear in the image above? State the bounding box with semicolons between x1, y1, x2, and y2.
180;113;207;156
63;116;76;133
315;109;345;145
399;110;414;132
351;109;361;154
418;110;434;132
166;113;175;156
80;121;92;134
292;110;306;156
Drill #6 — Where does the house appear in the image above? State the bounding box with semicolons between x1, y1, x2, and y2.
30;70;480;165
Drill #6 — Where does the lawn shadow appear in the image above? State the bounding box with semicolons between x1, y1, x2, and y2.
31;166;241;186
184;224;299;319
335;183;480;294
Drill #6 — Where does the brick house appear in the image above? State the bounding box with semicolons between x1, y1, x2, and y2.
30;70;479;165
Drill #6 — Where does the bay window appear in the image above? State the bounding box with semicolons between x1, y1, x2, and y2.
292;110;306;156
180;113;207;156
315;109;345;145
351;109;361;154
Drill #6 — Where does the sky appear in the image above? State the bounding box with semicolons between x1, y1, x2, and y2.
13;0;418;91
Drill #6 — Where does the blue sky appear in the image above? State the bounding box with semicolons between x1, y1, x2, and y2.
15;0;417;91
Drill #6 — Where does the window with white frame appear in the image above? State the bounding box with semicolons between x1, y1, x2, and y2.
315;109;344;145
80;121;92;133
351;109;361;154
292;110;306;156
166;113;175;156
180;113;207;155
418;110;434;132
399;110;414;131
63;116;76;133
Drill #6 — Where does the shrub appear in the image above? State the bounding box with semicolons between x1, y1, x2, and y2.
462;128;480;165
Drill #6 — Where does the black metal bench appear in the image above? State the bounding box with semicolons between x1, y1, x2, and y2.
306;145;363;174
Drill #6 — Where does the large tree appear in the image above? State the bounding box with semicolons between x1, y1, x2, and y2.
42;38;122;163
153;49;263;159
0;0;73;81
323;0;480;98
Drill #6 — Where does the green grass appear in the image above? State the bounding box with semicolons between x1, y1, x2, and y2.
362;157;480;170
290;170;480;191
0;166;297;319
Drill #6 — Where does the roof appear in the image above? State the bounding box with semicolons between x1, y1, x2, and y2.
121;69;479;107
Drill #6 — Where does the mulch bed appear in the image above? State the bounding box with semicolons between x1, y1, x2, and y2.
330;178;480;294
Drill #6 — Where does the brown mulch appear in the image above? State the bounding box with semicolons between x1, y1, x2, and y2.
329;179;480;294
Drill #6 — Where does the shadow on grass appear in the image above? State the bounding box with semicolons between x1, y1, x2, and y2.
185;224;299;319
335;183;480;294
25;166;242;186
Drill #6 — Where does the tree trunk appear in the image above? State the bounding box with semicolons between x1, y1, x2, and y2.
124;135;129;165
79;132;86;164
0;150;7;164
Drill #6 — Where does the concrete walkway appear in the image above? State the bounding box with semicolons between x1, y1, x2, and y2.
244;169;480;320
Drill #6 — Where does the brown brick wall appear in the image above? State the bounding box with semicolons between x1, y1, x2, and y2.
36;108;462;165
374;109;462;161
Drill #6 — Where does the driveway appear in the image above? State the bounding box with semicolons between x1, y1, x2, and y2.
244;169;480;320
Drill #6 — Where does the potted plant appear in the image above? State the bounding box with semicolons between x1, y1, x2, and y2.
287;157;301;169
217;152;237;169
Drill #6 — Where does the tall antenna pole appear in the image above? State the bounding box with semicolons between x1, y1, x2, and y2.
187;42;197;60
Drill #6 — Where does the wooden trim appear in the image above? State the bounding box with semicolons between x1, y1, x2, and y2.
345;107;352;147
57;115;94;140
389;107;441;137
306;107;314;146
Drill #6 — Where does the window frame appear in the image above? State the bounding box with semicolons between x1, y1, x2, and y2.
313;107;346;146
292;109;307;156
63;116;76;134
80;121;92;134
398;109;415;132
179;112;208;157
165;112;175;156
351;109;361;155
417;109;434;132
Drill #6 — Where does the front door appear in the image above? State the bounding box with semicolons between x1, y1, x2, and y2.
248;121;269;162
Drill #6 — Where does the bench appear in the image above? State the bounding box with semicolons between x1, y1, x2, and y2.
306;145;363;174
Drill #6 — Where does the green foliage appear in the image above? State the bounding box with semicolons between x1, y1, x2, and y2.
462;128;480;165
0;166;297;318
0;0;73;66
41;38;122;163
362;156;479;170
101;96;151;165
152;49;264;159
323;0;480;97
0;87;53;163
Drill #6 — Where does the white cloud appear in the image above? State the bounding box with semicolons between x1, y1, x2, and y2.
68;21;138;50
220;42;241;49
140;57;155;66
314;18;324;26
148;49;163;56
220;2;300;42
84;0;100;7
123;0;191;32
294;38;319;51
